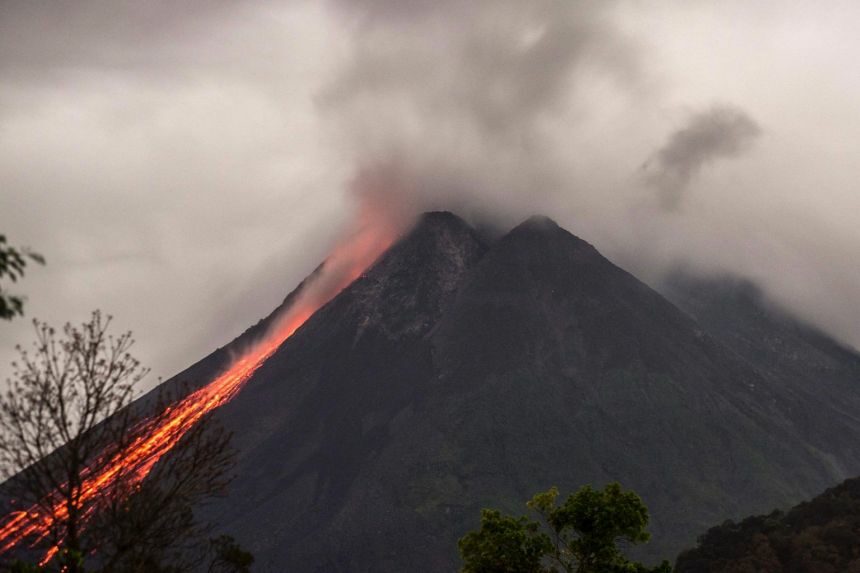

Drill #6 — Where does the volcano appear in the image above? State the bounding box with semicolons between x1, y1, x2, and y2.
9;212;860;571
163;211;859;571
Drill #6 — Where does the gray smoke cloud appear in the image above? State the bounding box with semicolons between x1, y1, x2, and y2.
319;0;639;223
644;106;762;210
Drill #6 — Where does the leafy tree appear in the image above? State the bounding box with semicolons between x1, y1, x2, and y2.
458;509;551;572
0;235;44;321
459;483;672;573
207;535;254;573
675;476;860;572
0;312;250;572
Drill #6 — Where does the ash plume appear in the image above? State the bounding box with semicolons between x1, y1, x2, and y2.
644;105;762;210
322;0;638;222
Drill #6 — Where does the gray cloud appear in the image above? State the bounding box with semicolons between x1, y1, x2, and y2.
324;1;626;136
3;0;860;388
320;0;638;221
0;0;350;388
0;1;244;80
644;106;762;210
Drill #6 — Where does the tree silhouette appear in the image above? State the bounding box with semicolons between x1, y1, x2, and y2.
459;483;672;573
0;311;248;572
0;234;44;321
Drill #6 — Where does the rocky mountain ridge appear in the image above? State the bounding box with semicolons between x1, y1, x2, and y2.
158;212;860;571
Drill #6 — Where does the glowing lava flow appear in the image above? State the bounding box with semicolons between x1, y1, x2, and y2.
0;217;399;564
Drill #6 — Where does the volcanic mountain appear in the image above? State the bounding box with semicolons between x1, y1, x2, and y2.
12;212;860;571
147;211;858;571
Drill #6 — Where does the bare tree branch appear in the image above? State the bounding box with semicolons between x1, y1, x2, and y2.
0;312;246;572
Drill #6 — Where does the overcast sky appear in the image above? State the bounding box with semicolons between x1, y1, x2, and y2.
2;0;860;389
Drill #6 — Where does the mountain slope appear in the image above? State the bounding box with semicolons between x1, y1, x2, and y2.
661;273;860;476
204;212;489;571
164;213;860;571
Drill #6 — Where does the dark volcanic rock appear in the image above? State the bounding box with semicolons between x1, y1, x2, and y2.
164;213;860;571
660;273;860;477
205;211;489;571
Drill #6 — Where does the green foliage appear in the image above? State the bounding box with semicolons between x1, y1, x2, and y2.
208;535;255;573
458;509;551;572
529;483;651;572
676;477;860;572
459;483;672;573
60;549;85;573
7;561;47;573
4;549;82;573
0;234;44;320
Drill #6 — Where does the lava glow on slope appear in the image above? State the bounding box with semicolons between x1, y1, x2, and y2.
0;216;400;565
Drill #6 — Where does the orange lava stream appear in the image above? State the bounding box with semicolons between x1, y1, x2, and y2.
0;220;398;565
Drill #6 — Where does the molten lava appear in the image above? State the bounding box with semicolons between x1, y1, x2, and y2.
0;218;400;564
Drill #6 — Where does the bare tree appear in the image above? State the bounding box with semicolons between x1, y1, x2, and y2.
91;407;236;572
0;312;141;570
0;311;246;572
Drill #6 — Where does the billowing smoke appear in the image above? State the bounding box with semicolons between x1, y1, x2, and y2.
643;106;761;210
321;0;638;223
277;182;412;323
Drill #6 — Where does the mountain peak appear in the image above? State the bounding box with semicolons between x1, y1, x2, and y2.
410;210;474;235
417;210;466;225
501;213;599;264
518;214;561;230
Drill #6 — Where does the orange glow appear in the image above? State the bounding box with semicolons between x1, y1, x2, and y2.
0;216;400;565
